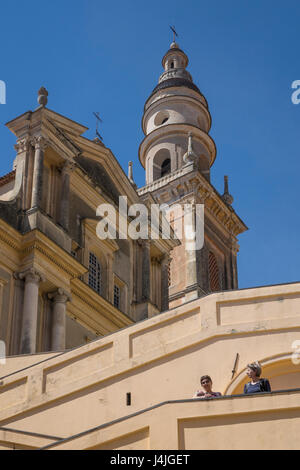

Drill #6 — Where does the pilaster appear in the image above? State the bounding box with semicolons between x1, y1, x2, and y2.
30;136;47;209
58;160;74;231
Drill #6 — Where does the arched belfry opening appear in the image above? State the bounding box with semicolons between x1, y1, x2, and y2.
152;149;171;181
161;158;171;178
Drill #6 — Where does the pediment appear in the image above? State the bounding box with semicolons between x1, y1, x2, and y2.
6;106;140;206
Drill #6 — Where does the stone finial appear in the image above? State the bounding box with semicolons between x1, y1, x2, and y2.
183;132;197;165
170;41;179;49
222;175;234;205
128;161;134;181
128;161;137;189
37;87;48;107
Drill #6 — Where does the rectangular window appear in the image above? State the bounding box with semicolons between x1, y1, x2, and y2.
114;284;120;309
88;252;101;295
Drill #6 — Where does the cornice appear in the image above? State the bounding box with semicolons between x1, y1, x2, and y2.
138;123;216;168
142;94;212;134
83;219;120;252
144;171;247;237
73;138;140;206
71;278;134;330
144;83;207;110
44;108;88;136
0;219;22;251
196;178;247;236
70;170;113;210
138;164;195;195
21;230;87;279
44;118;82;158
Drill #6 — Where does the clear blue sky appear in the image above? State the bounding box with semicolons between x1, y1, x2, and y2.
0;0;299;289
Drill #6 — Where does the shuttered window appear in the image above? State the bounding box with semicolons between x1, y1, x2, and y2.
209;251;220;292
114;284;120;309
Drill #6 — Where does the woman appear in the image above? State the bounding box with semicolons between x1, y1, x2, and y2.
193;375;222;399
244;362;271;394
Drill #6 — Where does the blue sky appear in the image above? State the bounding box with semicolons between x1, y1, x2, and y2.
0;0;299;289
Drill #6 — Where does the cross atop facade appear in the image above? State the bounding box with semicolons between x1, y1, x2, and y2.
169;25;178;42
93;112;103;141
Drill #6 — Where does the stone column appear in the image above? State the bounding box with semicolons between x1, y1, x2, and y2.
161;255;170;312
13;137;31;210
142;240;151;301
59;161;74;231
18;268;44;354
31;136;47;209
11;273;25;355
185;203;197;287
48;288;71;351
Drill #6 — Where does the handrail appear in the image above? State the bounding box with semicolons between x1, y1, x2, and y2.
38;387;300;450
0;426;63;441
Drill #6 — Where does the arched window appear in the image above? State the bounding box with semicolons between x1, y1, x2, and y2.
170;62;174;69
88;252;101;295
153;149;171;181
209;251;220;292
154;111;169;127
161;158;171;178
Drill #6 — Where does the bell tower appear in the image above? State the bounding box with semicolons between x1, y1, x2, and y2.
138;41;247;308
140;41;215;185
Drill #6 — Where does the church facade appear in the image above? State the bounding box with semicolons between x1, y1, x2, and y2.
0;41;300;450
0;40;246;357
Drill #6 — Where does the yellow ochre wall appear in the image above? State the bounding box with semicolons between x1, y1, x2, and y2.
0;282;300;449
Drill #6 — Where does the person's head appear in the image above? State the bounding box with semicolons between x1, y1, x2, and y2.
246;362;262;379
200;375;213;392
